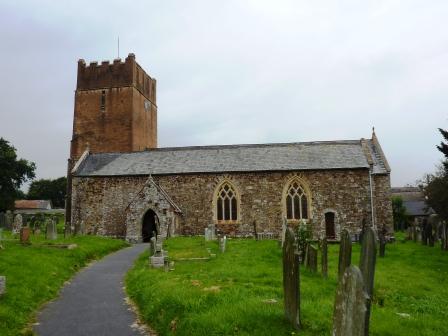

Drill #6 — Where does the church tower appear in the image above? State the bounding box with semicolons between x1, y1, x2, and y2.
66;53;157;232
70;53;157;160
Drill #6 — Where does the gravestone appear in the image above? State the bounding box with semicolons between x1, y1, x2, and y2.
321;237;328;279
13;214;23;234
79;220;85;235
150;240;165;268
219;235;227;253
0;212;5;228
209;224;216;240
338;229;352;281
281;217;287;247
282;227;300;330
359;227;377;336
20;227;31;245
332;265;367;336
0;228;3;249
204;228;210;241
46;218;58;240
306;244;318;273
441;222;448;251
0;276;5;296
5;211;13;230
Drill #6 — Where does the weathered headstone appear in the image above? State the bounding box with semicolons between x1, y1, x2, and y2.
46;218;58;240
204;228;210;241
321;237;328;279
338;229;352;281
332;265;367;336
282;227;300;330
150;237;156;255
0;276;5;296
20;227;31;245
306;244;318;273
5;211;13;230
209;224;216;240
441;222;448;251
378;226;387;258
150;240;165;268
359;227;377;336
79;220;85;235
219;235;227;253
12;214;23;234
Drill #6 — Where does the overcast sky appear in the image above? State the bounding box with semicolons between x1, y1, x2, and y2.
0;0;447;188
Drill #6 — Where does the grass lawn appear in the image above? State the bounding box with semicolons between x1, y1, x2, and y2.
0;230;128;336
127;235;448;336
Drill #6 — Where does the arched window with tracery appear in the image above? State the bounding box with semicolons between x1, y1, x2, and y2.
216;182;238;222
285;180;309;220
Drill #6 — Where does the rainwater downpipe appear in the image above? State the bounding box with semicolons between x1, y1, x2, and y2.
369;166;376;229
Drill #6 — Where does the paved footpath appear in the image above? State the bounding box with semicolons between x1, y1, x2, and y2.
34;244;148;336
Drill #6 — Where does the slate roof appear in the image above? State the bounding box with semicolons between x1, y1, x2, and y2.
74;139;389;177
403;200;435;217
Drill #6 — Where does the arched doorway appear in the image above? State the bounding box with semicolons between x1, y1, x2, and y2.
142;209;159;242
325;212;336;239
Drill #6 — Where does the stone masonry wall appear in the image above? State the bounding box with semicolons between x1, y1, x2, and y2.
373;174;393;232
71;169;392;240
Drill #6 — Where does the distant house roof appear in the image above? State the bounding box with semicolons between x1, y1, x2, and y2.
15;200;52;210
391;187;424;202
74;139;390;177
403;200;435;217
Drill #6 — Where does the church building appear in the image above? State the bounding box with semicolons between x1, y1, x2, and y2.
66;54;393;242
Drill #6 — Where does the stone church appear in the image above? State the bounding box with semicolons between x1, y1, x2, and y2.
66;54;393;243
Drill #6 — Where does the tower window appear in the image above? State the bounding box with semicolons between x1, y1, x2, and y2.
100;90;106;111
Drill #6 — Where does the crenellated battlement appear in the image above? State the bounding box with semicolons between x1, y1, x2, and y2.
77;53;156;102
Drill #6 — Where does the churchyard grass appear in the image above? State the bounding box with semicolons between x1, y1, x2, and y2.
127;235;448;335
0;230;128;336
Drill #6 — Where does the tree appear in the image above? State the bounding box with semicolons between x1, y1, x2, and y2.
0;138;36;211
391;196;408;231
437;128;448;173
421;168;448;221
27;177;67;208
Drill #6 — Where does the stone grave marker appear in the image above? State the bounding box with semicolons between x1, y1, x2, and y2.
5;211;13;230
321;237;328;279
46;218;58;240
332;265;367;336
307;244;318;273
0;276;5;296
204;228;211;241
359;227;377;336
150;237;156;255
253;220;258;240
13;214;23;234
219;235;227;253
209;224;216;240
378;227;387;258
20;227;31;245
282;227;300;330
338;229;352;281
150;241;165;268
441;221;448;251
0;228;3;249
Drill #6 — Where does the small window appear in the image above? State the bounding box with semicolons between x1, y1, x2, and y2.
216;182;238;222
100;90;106;111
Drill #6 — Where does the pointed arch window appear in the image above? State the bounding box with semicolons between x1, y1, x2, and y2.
285;180;309;220
216;182;238;222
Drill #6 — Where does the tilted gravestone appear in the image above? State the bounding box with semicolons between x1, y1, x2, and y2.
282;227;301;330
359;227;377;336
321;237;328;279
12;214;23;234
46;218;58;240
332;265;367;336
338;229;352;281
306;244;318;273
